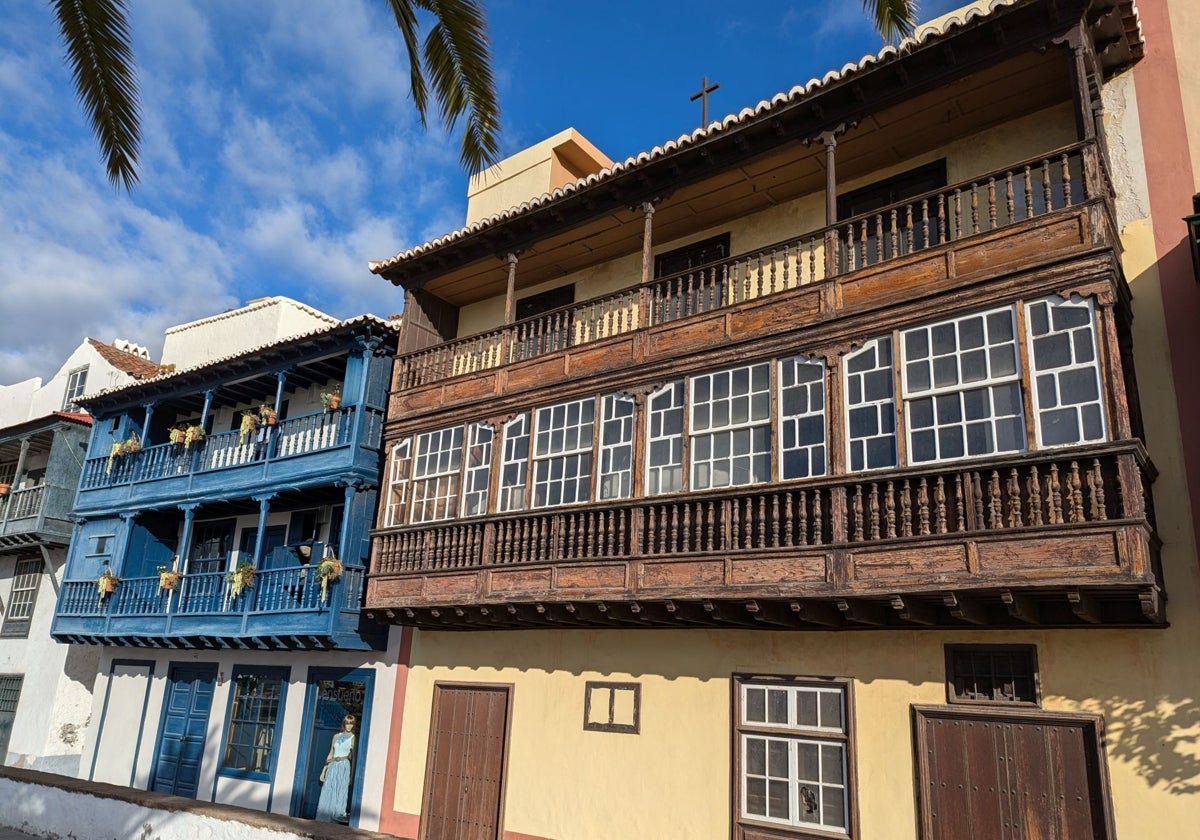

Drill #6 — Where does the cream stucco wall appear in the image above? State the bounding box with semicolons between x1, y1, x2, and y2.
159;297;338;371
455;103;1077;341
1167;0;1200;192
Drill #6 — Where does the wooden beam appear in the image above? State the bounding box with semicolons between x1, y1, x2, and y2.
1000;588;1040;624
744;600;792;629
1139;587;1164;623
1067;589;1101;624
942;591;988;625
837;598;887;626
891;595;938;626
789;600;842;628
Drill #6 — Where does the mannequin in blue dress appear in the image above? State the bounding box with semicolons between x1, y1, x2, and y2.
316;714;356;822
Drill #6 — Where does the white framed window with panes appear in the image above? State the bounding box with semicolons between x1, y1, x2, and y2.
736;677;854;837
62;365;88;411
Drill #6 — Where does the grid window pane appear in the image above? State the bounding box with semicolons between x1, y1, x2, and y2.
846;338;897;471
780;357;828;480
599;395;635;500
2;558;43;637
647;382;685;495
384;439;412;527
500;414;530;512
533;398;595;507
739;682;851;835
63;366;88;411
220;670;286;778
461;424;493;516
903;307;1026;464
950;647;1038;703
692;363;772;490
1026;297;1107;448
409;426;464;523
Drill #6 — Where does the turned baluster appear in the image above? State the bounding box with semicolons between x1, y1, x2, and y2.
731;499;742;549
1061;153;1072;206
617;509;628;555
972;471;985;528
901;479;913;537
666;503;678;553
874;214;884;263
868;483;881;540
784;491;795;547
859;219;869;268
1041;158;1053;213
1023;165;1034;219
812;492;823;546
917;478;931;535
770;494;780;547
889;208;899;257
706;500;716;551
1028;466;1044;526
921;199;930;250
1090;459;1107;521
954;474;965;532
1069;462;1085;523
1006;468;1022;528
689;502;700;552
1047;464;1064;525
935;476;948;534
768;248;778;295
988;471;1003;529
971;183;980;234
953;189;963;240
885;481;897;538
937;193;947;243
987;177;997;230
853;485;864;541
647;505;659;553
744;497;754;547
797;491;808;547
1005;171;1015;224
905;204;914;253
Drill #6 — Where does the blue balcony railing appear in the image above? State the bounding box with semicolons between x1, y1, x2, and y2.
78;406;376;491
53;562;368;647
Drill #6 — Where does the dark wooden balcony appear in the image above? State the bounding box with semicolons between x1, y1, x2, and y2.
367;441;1163;630
392;141;1119;422
51;556;379;650
0;483;76;549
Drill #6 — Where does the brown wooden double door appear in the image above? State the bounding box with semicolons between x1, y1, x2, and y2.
914;706;1113;840
421;684;511;840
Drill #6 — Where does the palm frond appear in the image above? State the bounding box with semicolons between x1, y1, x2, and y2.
386;0;430;129
863;0;917;42
52;0;141;190
411;0;501;176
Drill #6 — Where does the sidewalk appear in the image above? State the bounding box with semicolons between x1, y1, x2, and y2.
0;829;40;840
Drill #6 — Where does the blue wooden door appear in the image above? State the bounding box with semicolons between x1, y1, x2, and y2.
239;525;289;570
151;663;216;798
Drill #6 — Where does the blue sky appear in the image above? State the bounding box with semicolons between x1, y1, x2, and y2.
0;0;965;384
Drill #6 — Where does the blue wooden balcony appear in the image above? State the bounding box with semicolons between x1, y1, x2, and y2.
51;558;379;650
74;406;384;516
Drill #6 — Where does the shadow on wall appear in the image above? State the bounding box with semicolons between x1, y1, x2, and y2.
1082;694;1200;796
63;644;102;691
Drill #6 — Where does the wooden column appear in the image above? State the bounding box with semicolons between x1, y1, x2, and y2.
1096;294;1132;440
140;403;155;445
1;437;30;526
638;202;656;328
500;253;519;364
193;389;216;472
177;504;198;573
821;130;840;280
273;370;288;417
251;494;274;565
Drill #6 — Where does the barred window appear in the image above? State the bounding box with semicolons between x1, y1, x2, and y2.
2;557;43;637
220;667;288;780
737;678;853;836
947;645;1039;705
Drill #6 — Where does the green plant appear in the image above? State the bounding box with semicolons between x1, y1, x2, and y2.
239;410;259;444
96;569;119;606
105;432;142;473
258;404;277;424
226;561;256;600
317;554;343;604
157;566;181;591
184;424;205;449
321;387;342;412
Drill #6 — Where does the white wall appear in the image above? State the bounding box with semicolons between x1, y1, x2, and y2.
0;342;142;428
0;548;100;775
84;632;400;832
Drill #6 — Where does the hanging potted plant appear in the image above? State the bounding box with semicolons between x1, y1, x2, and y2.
239;410;259;444
106;433;142;473
157;565;182;591
316;551;344;604
96;569;119;606
226;560;256;600
321;387;342;412
0;482;10;496
168;425;186;446
259;405;278;426
184;424;206;450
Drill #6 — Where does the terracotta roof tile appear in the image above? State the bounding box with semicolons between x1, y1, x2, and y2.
86;338;160;380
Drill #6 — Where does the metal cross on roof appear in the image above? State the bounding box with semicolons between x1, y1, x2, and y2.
690;76;720;127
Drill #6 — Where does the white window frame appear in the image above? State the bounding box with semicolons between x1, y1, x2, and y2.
63;365;88;411
738;679;853;836
532;398;595;508
384;439;411;527
900;305;1026;464
498;413;530;513
778;355;828;480
408;426;464;524
844;337;898;473
1025;295;1107;449
598;395;636;501
460;423;494;517
646;381;685;496
689;362;772;490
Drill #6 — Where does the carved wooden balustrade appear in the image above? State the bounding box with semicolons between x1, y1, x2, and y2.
394;141;1110;393
368;441;1162;629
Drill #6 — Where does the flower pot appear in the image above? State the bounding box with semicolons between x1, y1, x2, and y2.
0;483;10;496
102;578;117;594
266;416;277;425
328;397;341;410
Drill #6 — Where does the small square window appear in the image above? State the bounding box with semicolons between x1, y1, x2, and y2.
946;645;1039;705
583;681;640;734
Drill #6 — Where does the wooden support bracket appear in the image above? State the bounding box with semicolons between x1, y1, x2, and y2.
891;595;938;626
837;598;887;626
999;589;1039;624
1067;589;1101;624
789;600;842;628
942;591;987;625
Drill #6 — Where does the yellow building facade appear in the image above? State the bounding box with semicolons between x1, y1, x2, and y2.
368;0;1200;837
